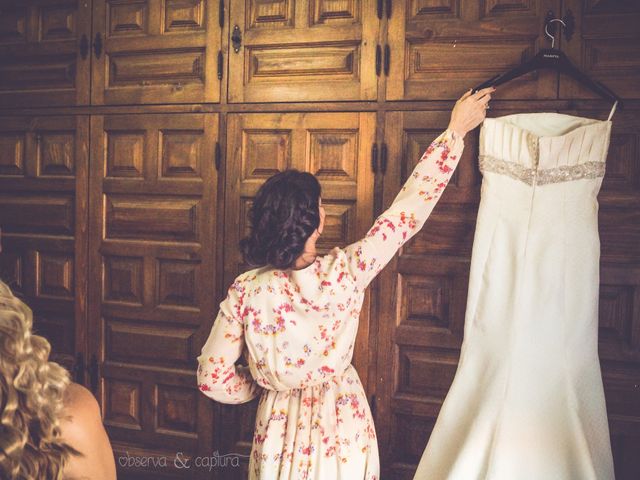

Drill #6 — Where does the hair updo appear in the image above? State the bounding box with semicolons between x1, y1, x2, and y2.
240;169;321;270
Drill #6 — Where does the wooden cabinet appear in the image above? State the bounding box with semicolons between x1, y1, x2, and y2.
561;0;640;99
386;0;561;100
375;110;480;479
0;0;92;106
0;115;89;373
91;0;222;105
227;0;379;102
221;112;376;475
0;1;639;479
87;113;219;478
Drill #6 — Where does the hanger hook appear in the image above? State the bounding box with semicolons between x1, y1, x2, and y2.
545;18;566;49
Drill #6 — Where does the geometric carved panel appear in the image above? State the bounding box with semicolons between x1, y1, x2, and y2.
164;0;204;32
104;256;143;305
156;384;198;434
38;132;75;176
411;0;460;17
0;7;27;44
160;130;202;178
400;274;452;329
108;49;205;87
248;0;294;28
311;0;359;25
309;130;357;182
599;283;636;349
0;133;25;175
108;0;148;36
106;131;144;177
0;54;77;91
33;313;74;355
397;347;459;399
39;4;77;41
0;251;23;292
316;201;355;252
249;44;358;81
37;252;74;299
482;0;533;16
104;378;142;429
603;132;639;190
157;259;199;309
106;319;196;367
390;413;436;466
105;195;199;242
0;194;74;235
242;130;291;180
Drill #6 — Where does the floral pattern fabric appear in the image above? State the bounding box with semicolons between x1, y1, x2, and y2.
197;129;464;479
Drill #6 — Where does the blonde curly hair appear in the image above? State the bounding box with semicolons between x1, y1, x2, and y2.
0;280;78;479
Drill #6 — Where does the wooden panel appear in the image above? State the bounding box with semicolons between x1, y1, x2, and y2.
387;0;560;100
561;0;640;99
228;0;378;102
0;0;91;106
376;111;478;478
88;113;218;478
0;115;89;372
224;112;375;469
92;0;221;104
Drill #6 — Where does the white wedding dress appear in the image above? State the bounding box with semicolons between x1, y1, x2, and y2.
414;109;617;480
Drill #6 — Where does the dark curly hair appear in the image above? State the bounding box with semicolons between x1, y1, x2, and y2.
240;170;322;270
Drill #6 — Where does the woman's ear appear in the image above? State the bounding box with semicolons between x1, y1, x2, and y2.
317;205;326;235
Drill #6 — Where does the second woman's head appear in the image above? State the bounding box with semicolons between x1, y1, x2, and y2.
240;170;325;270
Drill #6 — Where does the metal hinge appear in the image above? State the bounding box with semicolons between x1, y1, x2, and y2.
371;143;379;173
215;142;222;171
370;394;377;418
217;50;223;80
383;44;390;76
219;0;224;28
375;45;381;76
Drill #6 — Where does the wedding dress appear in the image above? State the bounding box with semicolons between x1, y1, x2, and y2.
414;107;617;480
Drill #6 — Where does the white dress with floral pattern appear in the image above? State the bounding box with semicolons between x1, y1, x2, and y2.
197;129;464;479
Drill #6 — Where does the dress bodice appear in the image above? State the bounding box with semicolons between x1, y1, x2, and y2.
480;113;612;186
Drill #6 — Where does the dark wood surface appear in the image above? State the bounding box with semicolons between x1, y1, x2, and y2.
0;1;638;479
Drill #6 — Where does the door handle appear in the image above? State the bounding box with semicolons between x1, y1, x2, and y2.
93;32;103;59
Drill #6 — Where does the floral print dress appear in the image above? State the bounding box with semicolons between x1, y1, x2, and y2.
197;129;464;479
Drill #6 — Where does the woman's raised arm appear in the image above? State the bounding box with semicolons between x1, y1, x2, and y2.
342;87;494;289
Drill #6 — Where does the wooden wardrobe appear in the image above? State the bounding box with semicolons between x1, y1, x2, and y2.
0;1;638;479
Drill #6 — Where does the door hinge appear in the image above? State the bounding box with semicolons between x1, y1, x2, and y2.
93;32;103;59
79;34;89;60
370;394;377;418
376;0;383;19
215;142;222;171
383;44;390;76
381;143;388;174
219;0;224;28
375;45;381;76
371;143;379;173
217;50;223;80
386;0;392;19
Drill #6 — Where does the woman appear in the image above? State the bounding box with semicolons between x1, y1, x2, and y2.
197;87;494;479
0;280;116;480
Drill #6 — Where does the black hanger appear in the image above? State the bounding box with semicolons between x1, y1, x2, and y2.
473;19;622;107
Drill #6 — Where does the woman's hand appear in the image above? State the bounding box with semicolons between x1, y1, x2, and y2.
447;87;495;139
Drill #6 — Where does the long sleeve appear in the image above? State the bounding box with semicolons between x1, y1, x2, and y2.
344;129;464;289
197;281;260;404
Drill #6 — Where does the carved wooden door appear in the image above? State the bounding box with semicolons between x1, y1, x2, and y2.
87;113;219;479
227;0;379;102
221;112;376;477
386;0;561;100
561;0;640;99
0;115;89;376
375;110;480;479
91;0;221;105
0;0;92;106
